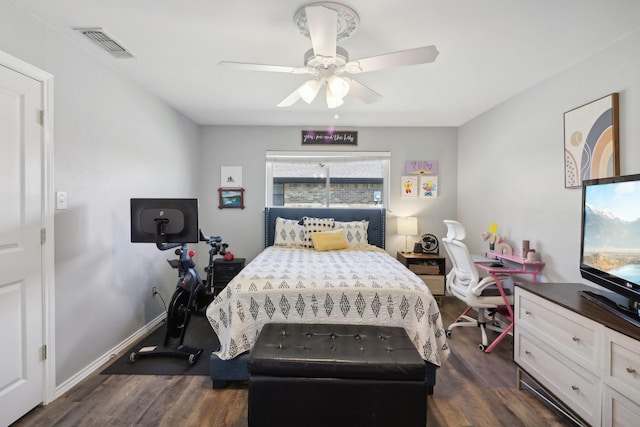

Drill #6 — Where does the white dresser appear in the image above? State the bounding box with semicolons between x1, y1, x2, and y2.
514;282;640;427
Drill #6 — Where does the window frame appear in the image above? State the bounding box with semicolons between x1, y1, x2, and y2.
265;151;391;208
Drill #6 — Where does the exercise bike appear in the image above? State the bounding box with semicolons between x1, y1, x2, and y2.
129;222;226;365
199;229;228;307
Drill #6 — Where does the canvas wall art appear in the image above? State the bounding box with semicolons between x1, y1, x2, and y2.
564;93;619;188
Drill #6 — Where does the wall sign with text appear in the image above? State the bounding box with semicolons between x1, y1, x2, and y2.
301;130;358;145
404;160;438;175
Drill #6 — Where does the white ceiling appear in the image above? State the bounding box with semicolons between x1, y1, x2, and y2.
15;0;640;127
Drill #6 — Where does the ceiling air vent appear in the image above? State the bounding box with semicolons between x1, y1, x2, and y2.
74;27;134;58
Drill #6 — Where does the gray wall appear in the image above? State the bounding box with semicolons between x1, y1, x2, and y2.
1;2;200;386
457;29;640;284
197;126;458;262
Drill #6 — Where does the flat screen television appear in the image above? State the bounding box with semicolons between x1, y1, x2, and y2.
580;173;640;325
130;198;199;245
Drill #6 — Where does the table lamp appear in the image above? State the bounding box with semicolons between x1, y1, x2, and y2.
397;216;418;253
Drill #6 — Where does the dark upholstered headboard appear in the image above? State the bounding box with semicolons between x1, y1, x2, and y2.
264;207;386;249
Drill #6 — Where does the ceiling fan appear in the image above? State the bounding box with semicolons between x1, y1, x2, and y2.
218;2;439;109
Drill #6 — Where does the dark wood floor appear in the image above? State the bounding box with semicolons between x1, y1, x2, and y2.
14;297;572;427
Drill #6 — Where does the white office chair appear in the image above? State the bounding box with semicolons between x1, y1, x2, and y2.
441;220;514;351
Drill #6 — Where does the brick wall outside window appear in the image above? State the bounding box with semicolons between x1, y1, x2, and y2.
282;182;383;207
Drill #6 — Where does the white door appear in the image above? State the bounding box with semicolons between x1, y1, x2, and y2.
0;63;45;426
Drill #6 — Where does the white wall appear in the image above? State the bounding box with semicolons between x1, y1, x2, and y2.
198;126;458;262
457;29;640;284
0;2;200;386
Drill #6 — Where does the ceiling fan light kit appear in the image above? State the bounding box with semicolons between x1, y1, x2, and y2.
325;87;344;108
327;75;349;98
298;79;322;104
219;2;438;109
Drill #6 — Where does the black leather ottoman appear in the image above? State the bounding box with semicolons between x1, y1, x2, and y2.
247;323;427;427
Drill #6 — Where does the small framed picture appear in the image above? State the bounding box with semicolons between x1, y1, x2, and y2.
419;175;438;198
401;176;418;198
221;166;242;187
218;188;245;209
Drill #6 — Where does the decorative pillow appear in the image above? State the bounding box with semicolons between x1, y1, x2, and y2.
273;217;306;246
310;230;349;251
301;217;335;248
334;220;369;248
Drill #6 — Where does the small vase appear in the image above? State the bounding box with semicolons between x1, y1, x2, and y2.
489;243;495;251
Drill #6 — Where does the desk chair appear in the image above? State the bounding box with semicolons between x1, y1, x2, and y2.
442;220;514;351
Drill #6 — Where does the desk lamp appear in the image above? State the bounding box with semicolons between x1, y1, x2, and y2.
397;216;418;253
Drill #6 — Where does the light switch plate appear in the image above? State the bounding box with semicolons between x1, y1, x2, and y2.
56;191;67;210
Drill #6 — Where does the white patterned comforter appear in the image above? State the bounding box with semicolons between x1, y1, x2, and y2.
206;246;450;366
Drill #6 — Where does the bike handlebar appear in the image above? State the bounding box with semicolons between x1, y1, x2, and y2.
199;229;222;245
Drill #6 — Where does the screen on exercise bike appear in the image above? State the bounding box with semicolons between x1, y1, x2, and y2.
130;198;199;243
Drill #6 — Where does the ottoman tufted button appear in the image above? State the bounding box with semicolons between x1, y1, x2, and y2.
355;334;361;340
378;334;386;340
306;332;313;338
331;333;337;339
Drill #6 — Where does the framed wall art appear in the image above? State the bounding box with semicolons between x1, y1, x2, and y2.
401;176;418;198
221;166;243;187
419;175;438;198
218;188;245;209
564;93;619;188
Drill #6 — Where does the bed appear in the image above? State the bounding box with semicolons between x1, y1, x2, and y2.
205;207;450;389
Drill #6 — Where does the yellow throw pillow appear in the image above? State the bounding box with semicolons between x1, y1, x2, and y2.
310;230;348;251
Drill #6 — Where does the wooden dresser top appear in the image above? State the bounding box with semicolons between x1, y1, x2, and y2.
516;281;640;341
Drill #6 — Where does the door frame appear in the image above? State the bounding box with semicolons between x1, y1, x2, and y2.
0;50;56;405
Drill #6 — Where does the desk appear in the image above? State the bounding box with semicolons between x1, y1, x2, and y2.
472;253;545;353
483;250;545;282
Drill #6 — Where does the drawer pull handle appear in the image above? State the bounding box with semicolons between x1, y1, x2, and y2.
626;367;637;374
571;385;579;391
525;310;532;315
572;336;580;342
524;350;531;356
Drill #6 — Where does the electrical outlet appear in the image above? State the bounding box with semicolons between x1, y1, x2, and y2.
151;286;157;297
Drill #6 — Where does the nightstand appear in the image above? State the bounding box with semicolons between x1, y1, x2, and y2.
397;252;446;297
212;258;245;295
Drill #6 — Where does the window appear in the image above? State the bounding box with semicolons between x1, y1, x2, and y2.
266;151;390;208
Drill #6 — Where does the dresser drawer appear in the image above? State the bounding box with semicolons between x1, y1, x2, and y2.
602;385;640;427
604;328;640;403
213;258;245;279
212;258;245;291
516;288;601;373
515;330;601;425
418;275;445;296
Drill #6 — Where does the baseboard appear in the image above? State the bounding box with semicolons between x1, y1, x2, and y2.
54;312;166;399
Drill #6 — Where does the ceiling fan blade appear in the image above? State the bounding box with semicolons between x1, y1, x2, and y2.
219;61;307;74
305;5;337;58
276;89;302;108
344;78;382;104
345;45;439;74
